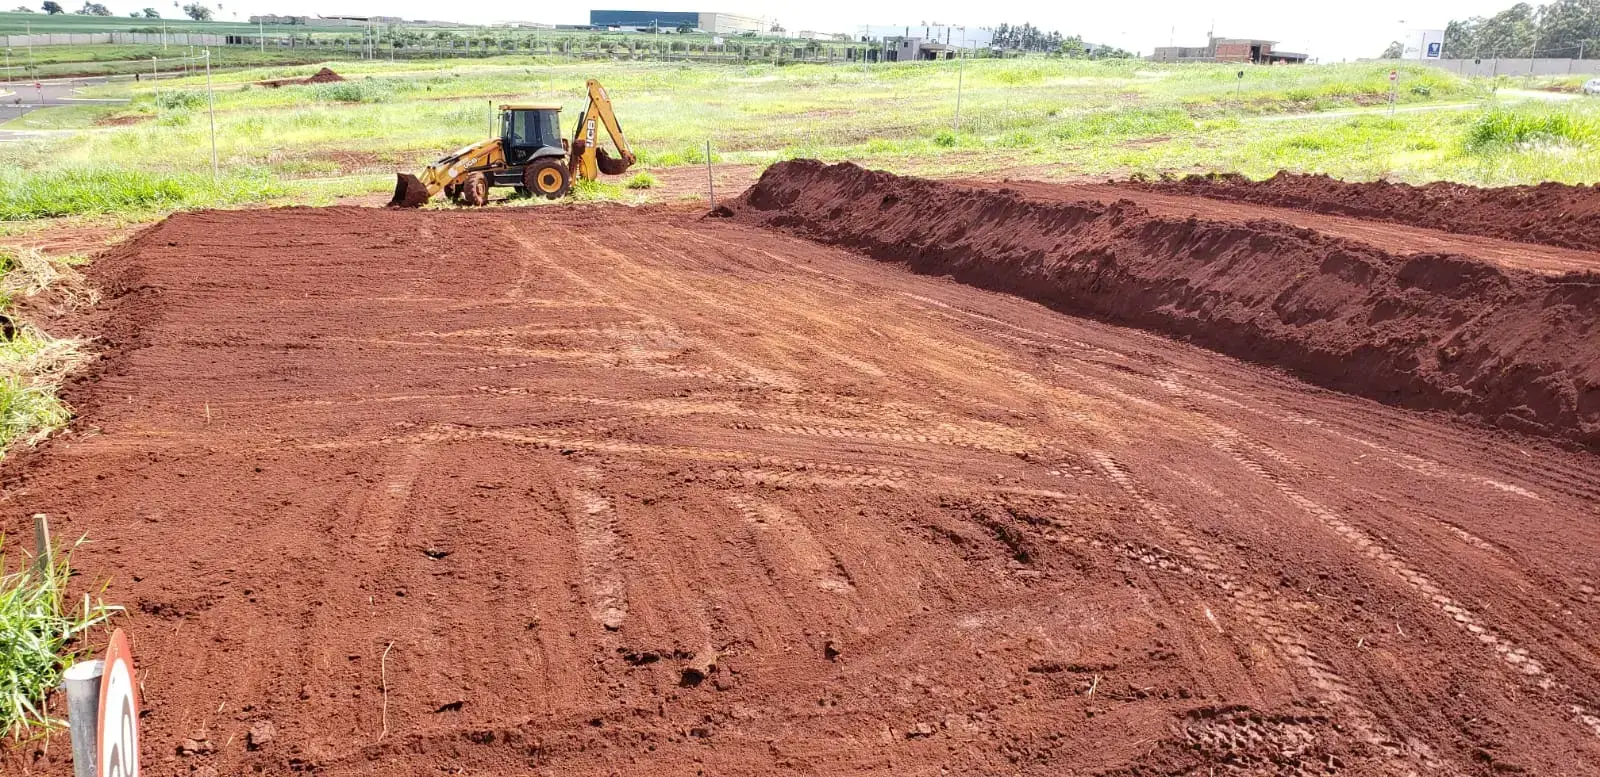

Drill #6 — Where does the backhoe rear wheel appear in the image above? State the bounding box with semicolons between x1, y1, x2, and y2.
524;158;571;201
458;173;489;207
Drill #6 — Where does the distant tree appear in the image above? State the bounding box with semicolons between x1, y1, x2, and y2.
141;6;157;15
76;1;111;14
14;3;37;8
41;0;63;12
1536;0;1600;57
1380;40;1405;58
180;0;208;19
676;22;691;33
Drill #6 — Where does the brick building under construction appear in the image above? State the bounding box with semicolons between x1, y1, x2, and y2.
1149;35;1308;64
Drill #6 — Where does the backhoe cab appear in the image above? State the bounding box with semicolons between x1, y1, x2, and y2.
389;79;635;208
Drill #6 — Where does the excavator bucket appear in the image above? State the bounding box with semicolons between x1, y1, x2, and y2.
596;148;632;176
388;173;431;208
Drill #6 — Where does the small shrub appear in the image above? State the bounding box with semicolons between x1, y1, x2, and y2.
155;90;206;110
309;79;398;103
624;172;658;190
1464;107;1600;152
933;129;958;147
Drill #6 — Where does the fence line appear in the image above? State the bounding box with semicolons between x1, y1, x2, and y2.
1423;58;1600;77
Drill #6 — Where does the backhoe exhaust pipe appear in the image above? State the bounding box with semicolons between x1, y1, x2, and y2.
388;173;431;208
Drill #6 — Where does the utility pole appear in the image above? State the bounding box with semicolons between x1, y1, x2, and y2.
205;50;217;181
1529;14;1541;74
953;48;964;132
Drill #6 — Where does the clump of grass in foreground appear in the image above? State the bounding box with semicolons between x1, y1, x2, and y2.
0;538;122;738
569;178;637;203
0;168;286;221
0;249;94;451
624;172;659;189
1464;107;1600;152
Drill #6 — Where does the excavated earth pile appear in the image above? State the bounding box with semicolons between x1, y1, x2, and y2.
724;161;1600;450
259;67;346;88
3;189;1600;776
1127;170;1600;252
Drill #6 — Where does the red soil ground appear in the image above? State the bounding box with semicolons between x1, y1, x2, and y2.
3;172;1599;776
732;162;1600;451
1127;171;1600;253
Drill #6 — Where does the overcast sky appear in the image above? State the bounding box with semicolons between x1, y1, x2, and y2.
136;0;1523;62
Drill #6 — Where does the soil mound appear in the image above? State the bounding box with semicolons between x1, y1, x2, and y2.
259;67;345;88
726;160;1600;449
305;67;345;84
1128;171;1600;252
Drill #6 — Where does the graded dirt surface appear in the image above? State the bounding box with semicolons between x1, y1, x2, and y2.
978;179;1600;276
1125;171;1600;253
3;190;1600;776
750;162;1600;450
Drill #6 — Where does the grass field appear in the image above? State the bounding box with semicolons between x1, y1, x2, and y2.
0;43;359;78
1;56;1597;224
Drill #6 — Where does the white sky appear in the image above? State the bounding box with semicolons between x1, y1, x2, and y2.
131;0;1518;62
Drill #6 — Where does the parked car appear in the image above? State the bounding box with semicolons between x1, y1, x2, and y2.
1585;78;1600;95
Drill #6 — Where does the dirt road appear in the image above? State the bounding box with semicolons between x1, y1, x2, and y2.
5;194;1599;775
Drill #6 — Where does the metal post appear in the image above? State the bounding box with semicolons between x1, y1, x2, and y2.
63;659;104;777
953;50;964;132
205;51;217;181
259;18;263;53
705;139;714;206
152;56;159;123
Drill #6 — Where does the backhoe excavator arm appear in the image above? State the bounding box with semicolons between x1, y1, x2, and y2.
570;78;636;181
389;138;506;208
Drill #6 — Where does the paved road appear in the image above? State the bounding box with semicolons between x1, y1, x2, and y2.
1256;87;1584;123
0;74;132;141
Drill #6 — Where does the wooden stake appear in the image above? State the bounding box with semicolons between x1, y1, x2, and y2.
32;513;51;579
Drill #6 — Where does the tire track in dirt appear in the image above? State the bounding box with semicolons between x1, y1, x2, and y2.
1203;428;1600;741
1088;451;1427;769
566;482;628;632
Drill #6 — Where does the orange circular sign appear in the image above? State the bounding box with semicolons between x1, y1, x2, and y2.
97;629;139;777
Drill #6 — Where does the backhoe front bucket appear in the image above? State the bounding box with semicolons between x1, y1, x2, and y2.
388;173;431;208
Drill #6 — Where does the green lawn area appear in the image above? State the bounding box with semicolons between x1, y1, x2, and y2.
1;43;358;77
2;55;1597;222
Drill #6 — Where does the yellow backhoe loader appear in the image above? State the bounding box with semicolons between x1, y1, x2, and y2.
389;78;636;208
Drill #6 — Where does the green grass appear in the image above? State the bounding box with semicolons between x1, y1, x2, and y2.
624;171;658;189
0;248;92;452
0;56;1595;223
1464;105;1600;151
0;537;122;738
0;168;286;220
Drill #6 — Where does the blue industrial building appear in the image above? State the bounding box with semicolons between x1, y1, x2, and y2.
590;10;702;29
589;10;763;34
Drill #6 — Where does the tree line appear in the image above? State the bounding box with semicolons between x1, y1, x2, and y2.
1423;0;1598;58
994;22;1136;58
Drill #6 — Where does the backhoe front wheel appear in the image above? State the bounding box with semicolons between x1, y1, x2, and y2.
524;158;571;201
458;173;489;207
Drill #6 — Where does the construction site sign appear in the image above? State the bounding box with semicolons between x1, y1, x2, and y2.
97;630;140;777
